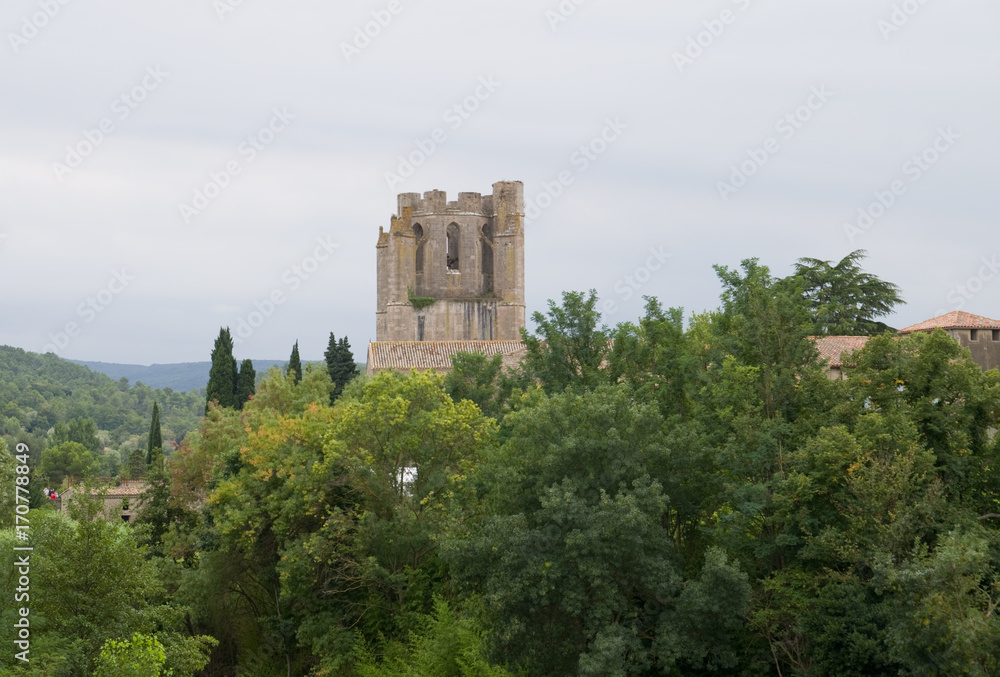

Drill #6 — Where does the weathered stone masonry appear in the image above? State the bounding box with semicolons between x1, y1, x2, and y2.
376;181;526;342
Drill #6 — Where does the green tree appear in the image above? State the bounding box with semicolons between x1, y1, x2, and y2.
792;249;903;335
125;448;147;480
451;385;750;675
196;370;492;674
288;340;303;385
0;439;15;529
145;402;162;466
607;298;699;419
98;450;122;479
40;441;96;485
520;289;610;393
355;598;515;677
172;366;337;673
711;258;821;423
50;417;102;455
883;528;1000;676
843;329;1000;513
236;358;256;409
443;352;526;420
206;327;238;409
242;365;333;417
135;442;194;559
325;333;359;402
93;633;167;677
0;489;216;675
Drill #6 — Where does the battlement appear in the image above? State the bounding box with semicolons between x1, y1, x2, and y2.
379;181;525;343
396;181;523;217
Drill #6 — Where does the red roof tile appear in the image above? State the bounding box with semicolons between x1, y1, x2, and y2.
812;335;870;368
899;311;1000;334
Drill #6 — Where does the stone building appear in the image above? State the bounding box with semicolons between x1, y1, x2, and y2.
899;311;1000;371
59;479;148;522
375;181;525;343
368;181;528;374
814;311;1000;379
813;335;871;380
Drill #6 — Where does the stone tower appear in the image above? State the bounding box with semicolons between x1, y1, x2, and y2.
376;181;525;342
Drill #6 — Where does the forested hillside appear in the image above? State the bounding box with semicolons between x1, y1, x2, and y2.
0;346;204;450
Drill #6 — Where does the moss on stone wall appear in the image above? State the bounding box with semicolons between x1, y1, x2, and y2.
408;287;436;311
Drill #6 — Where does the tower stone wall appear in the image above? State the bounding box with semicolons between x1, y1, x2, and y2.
376;181;525;342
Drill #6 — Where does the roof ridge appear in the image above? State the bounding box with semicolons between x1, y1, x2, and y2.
900;311;1000;333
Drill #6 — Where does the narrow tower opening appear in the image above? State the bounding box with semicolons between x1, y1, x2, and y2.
413;223;424;275
481;222;494;295
446;223;460;271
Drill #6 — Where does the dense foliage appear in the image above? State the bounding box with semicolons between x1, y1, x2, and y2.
324;333;359;402
0;346;204;459
2;256;998;676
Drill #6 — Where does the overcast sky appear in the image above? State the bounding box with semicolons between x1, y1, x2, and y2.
1;0;997;365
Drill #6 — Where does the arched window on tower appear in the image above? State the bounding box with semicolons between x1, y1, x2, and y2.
481;222;494;294
413;224;424;275
446;223;460;271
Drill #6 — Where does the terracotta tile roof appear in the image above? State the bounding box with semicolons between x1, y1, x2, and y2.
64;479;149;498
811;335;870;368
899;311;1000;334
367;341;527;373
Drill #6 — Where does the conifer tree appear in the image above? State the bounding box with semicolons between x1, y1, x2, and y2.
325;333;359;402
288;341;303;385
146;402;162;466
236;359;256;409
791;249;904;335
206;327;239;409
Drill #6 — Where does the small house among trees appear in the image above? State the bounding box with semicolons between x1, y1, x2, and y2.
815;311;1000;379
60;479;149;522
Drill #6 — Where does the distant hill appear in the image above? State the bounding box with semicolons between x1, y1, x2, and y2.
0;348;362;463
70;360;290;392
0;346;206;450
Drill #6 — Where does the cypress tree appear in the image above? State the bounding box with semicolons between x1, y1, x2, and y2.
325;333;359;402
324;333;338;383
288;341;303;385
206;327;239;409
236;359;256;409
146;402;162;466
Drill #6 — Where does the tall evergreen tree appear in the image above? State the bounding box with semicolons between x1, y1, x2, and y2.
206;327;239;409
146;402;162;466
236;359;256;409
791;249;903;335
288;341;303;385
324;333;358;402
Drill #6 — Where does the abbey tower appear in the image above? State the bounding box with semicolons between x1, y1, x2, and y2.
375;181;526;342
